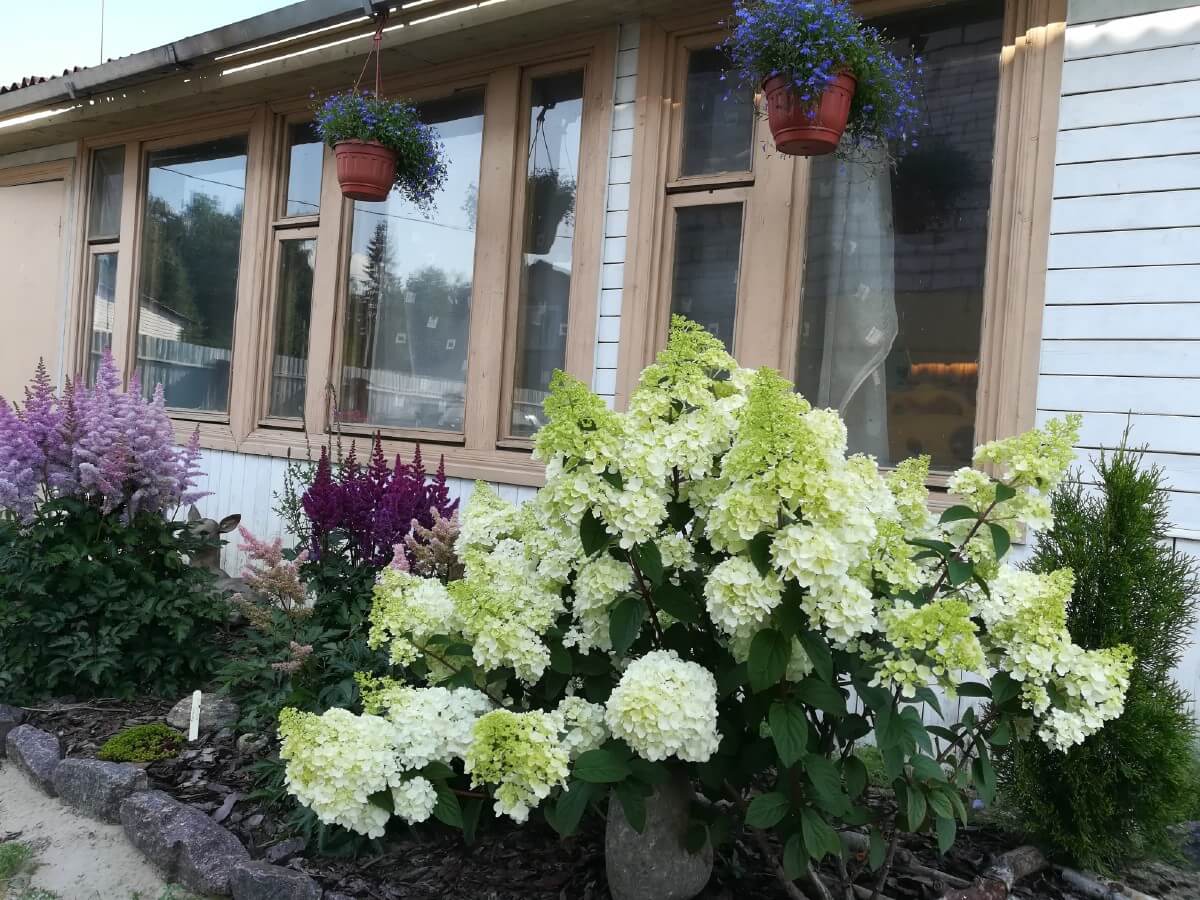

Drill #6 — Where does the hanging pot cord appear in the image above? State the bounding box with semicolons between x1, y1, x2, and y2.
353;9;389;96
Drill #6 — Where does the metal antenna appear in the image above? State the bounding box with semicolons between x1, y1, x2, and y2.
99;0;105;65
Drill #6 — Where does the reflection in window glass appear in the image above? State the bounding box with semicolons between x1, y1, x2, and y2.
284;122;323;217
509;71;584;438
136;136;248;412
88;252;118;385
341;91;484;431
88;147;124;240
670;204;743;352
269;239;315;419
795;1;1003;470
680;48;755;177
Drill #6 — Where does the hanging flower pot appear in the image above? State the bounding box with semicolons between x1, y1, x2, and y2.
334;139;399;202
315;92;447;207
721;0;922;164
763;72;856;156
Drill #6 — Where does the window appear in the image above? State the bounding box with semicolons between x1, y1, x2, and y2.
135;136;248;413
72;33;616;482
339;90;485;433
509;71;586;438
795;2;1003;469
84;146;124;383
620;0;1055;481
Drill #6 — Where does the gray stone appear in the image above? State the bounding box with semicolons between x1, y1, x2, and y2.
166;693;240;735
5;724;62;795
53;758;148;823
0;703;25;757
120;790;250;895
230;860;322;900
606;772;712;900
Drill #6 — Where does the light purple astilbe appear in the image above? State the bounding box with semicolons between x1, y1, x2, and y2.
0;351;205;520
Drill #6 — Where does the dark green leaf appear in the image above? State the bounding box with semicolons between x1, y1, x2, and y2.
798;630;833;683
629;758;670;785
994;482;1016;503
913;687;943;717
907;538;955;557
748;628;789;692
868;828;887;870
801;808;842;860
990;672;1020;706
748;532;773;578
988;720;1011;747
928;788;955;821
614;780;647;833
947;557;974;586
432;783;463;828
667;500;692;530
775;588;807;639
654;582;700;624
796;678;846;715
461;797;483;845
634;542;664;586
573;748;632;783
769;701;809;768
972;749;996;807
988;522;1011;560
745;791;791;829
935;815;957;854
580;510;609;556
368;789;394;813
609;596;646;657
549;643;573;675
783;833;808;880
956;682;991;698
685;821;709;854
549;781;594;836
910;755;946;783
902;783;927;832
601;470;624;490
843;755;868;800
939;505;978;524
419;761;455;781
804;754;844;810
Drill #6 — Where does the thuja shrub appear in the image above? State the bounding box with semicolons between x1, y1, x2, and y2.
0;354;224;703
277;319;1131;887
1000;446;1200;870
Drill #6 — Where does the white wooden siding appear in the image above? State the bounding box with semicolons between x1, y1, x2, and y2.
1041;2;1200;701
592;22;639;408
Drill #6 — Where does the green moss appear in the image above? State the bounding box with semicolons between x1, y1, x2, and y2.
852;745;889;788
96;724;183;763
0;842;34;883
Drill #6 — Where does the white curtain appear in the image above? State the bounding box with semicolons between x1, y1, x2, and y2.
802;148;898;463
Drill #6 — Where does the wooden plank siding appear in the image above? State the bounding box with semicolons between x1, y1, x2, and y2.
1040;2;1200;548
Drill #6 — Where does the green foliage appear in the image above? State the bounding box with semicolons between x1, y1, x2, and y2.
0;842;35;883
1001;445;1200;870
0;498;226;704
97;723;184;763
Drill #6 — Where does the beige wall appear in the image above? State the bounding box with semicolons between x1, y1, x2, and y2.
0;177;67;401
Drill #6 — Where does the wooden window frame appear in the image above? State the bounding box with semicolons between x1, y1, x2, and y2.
66;31;616;487
618;0;1067;494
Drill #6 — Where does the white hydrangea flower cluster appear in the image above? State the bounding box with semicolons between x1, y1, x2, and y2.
465;709;570;822
278;707;401;838
392;776;438;824
360;678;493;768
704;557;783;641
568;555;634;652
872;598;987;697
550;695;609;759
605;650;720;762
975;566;1133;751
368;569;458;666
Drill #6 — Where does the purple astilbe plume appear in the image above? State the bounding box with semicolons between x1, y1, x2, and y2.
0;350;205;520
300;433;457;568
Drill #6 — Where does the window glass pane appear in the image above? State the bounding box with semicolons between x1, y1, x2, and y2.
269;239;316;419
795;1;1003;470
136;136;248;412
680;48;755;177
284;122;323;217
509;71;585;438
670;204;743;352
87;252;118;385
88;147;124;240
340;91;484;431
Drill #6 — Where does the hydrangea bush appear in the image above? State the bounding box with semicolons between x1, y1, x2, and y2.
314;92;448;210
722;0;922;157
279;319;1131;886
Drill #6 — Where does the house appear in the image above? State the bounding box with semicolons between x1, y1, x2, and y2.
0;0;1197;688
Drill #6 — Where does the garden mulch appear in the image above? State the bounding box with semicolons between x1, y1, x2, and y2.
22;698;1198;900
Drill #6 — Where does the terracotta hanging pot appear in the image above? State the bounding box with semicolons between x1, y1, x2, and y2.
763;72;857;156
334;139;398;202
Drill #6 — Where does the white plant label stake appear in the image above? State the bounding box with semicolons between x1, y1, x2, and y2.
188;690;202;742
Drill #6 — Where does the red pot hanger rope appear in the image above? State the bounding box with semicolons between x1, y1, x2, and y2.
352;9;389;96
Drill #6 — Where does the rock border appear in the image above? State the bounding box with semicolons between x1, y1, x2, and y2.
0;717;323;899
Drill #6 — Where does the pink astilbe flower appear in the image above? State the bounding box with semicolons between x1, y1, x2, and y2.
0;351;206;520
238;525;310;614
